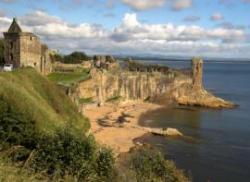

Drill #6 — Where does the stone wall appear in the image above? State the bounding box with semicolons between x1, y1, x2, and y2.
19;34;42;71
3;18;52;75
77;68;192;105
3;34;21;67
192;57;203;90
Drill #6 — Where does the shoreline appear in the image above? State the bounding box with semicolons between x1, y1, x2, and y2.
84;101;165;154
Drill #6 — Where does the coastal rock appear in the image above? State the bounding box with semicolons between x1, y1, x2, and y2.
156;58;236;109
77;57;236;109
149;128;183;137
174;84;236;109
172;58;236;109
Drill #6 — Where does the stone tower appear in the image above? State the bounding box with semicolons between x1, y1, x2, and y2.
3;18;51;74
192;57;203;89
3;18;22;68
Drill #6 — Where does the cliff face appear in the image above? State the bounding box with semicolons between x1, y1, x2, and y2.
165;58;236;108
77;58;236;109
78;69;191;105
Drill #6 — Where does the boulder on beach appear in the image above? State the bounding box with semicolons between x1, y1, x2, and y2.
149;128;183;137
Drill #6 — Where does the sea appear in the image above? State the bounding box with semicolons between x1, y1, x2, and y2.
135;60;250;182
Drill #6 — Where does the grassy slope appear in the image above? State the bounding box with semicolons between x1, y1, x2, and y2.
47;70;90;87
0;68;90;137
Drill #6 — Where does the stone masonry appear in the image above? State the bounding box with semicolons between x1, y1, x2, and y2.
3;18;52;74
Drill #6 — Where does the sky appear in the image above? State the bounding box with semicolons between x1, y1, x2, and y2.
0;0;250;58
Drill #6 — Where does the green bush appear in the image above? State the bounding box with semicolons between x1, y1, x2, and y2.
30;132;97;179
51;51;90;64
0;114;116;181
64;51;89;64
50;53;64;63
0;103;115;181
0;100;38;150
118;146;190;182
96;147;116;180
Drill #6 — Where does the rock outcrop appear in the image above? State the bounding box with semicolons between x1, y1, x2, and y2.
170;58;236;109
77;57;236;109
78;68;189;106
149;128;183;137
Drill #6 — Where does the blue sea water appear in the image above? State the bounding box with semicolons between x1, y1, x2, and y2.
136;60;250;182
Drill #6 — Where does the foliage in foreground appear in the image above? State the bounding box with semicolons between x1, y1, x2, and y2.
0;158;43;182
0;112;116;181
117;146;190;182
0;68;190;182
0;102;190;182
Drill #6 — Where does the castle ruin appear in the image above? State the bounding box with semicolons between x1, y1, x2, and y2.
3;18;52;74
192;57;203;89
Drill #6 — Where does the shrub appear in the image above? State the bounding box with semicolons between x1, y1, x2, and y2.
0;99;38;150
30;131;97;179
50;51;90;64
119;146;190;182
64;51;89;64
51;53;64;63
0;111;116;181
96;147;116;181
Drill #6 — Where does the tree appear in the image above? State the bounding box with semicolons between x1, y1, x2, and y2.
50;53;64;63
64;51;89;64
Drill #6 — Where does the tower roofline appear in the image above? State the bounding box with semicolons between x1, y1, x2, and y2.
7;18;22;33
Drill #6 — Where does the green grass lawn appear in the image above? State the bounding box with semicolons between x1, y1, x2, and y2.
47;70;90;87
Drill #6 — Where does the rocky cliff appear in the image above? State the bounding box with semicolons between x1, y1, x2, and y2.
76;57;236;109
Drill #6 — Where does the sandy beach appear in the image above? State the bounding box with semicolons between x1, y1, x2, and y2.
84;101;164;154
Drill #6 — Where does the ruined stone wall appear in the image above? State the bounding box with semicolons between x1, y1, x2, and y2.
77;69;192;105
4;34;21;67
192;57;203;89
40;45;53;75
19;34;42;72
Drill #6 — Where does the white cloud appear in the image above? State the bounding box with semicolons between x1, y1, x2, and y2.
110;13;245;43
122;13;139;27
20;10;63;26
122;0;165;10
0;11;249;58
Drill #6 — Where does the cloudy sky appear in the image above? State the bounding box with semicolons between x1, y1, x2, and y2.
0;0;250;58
